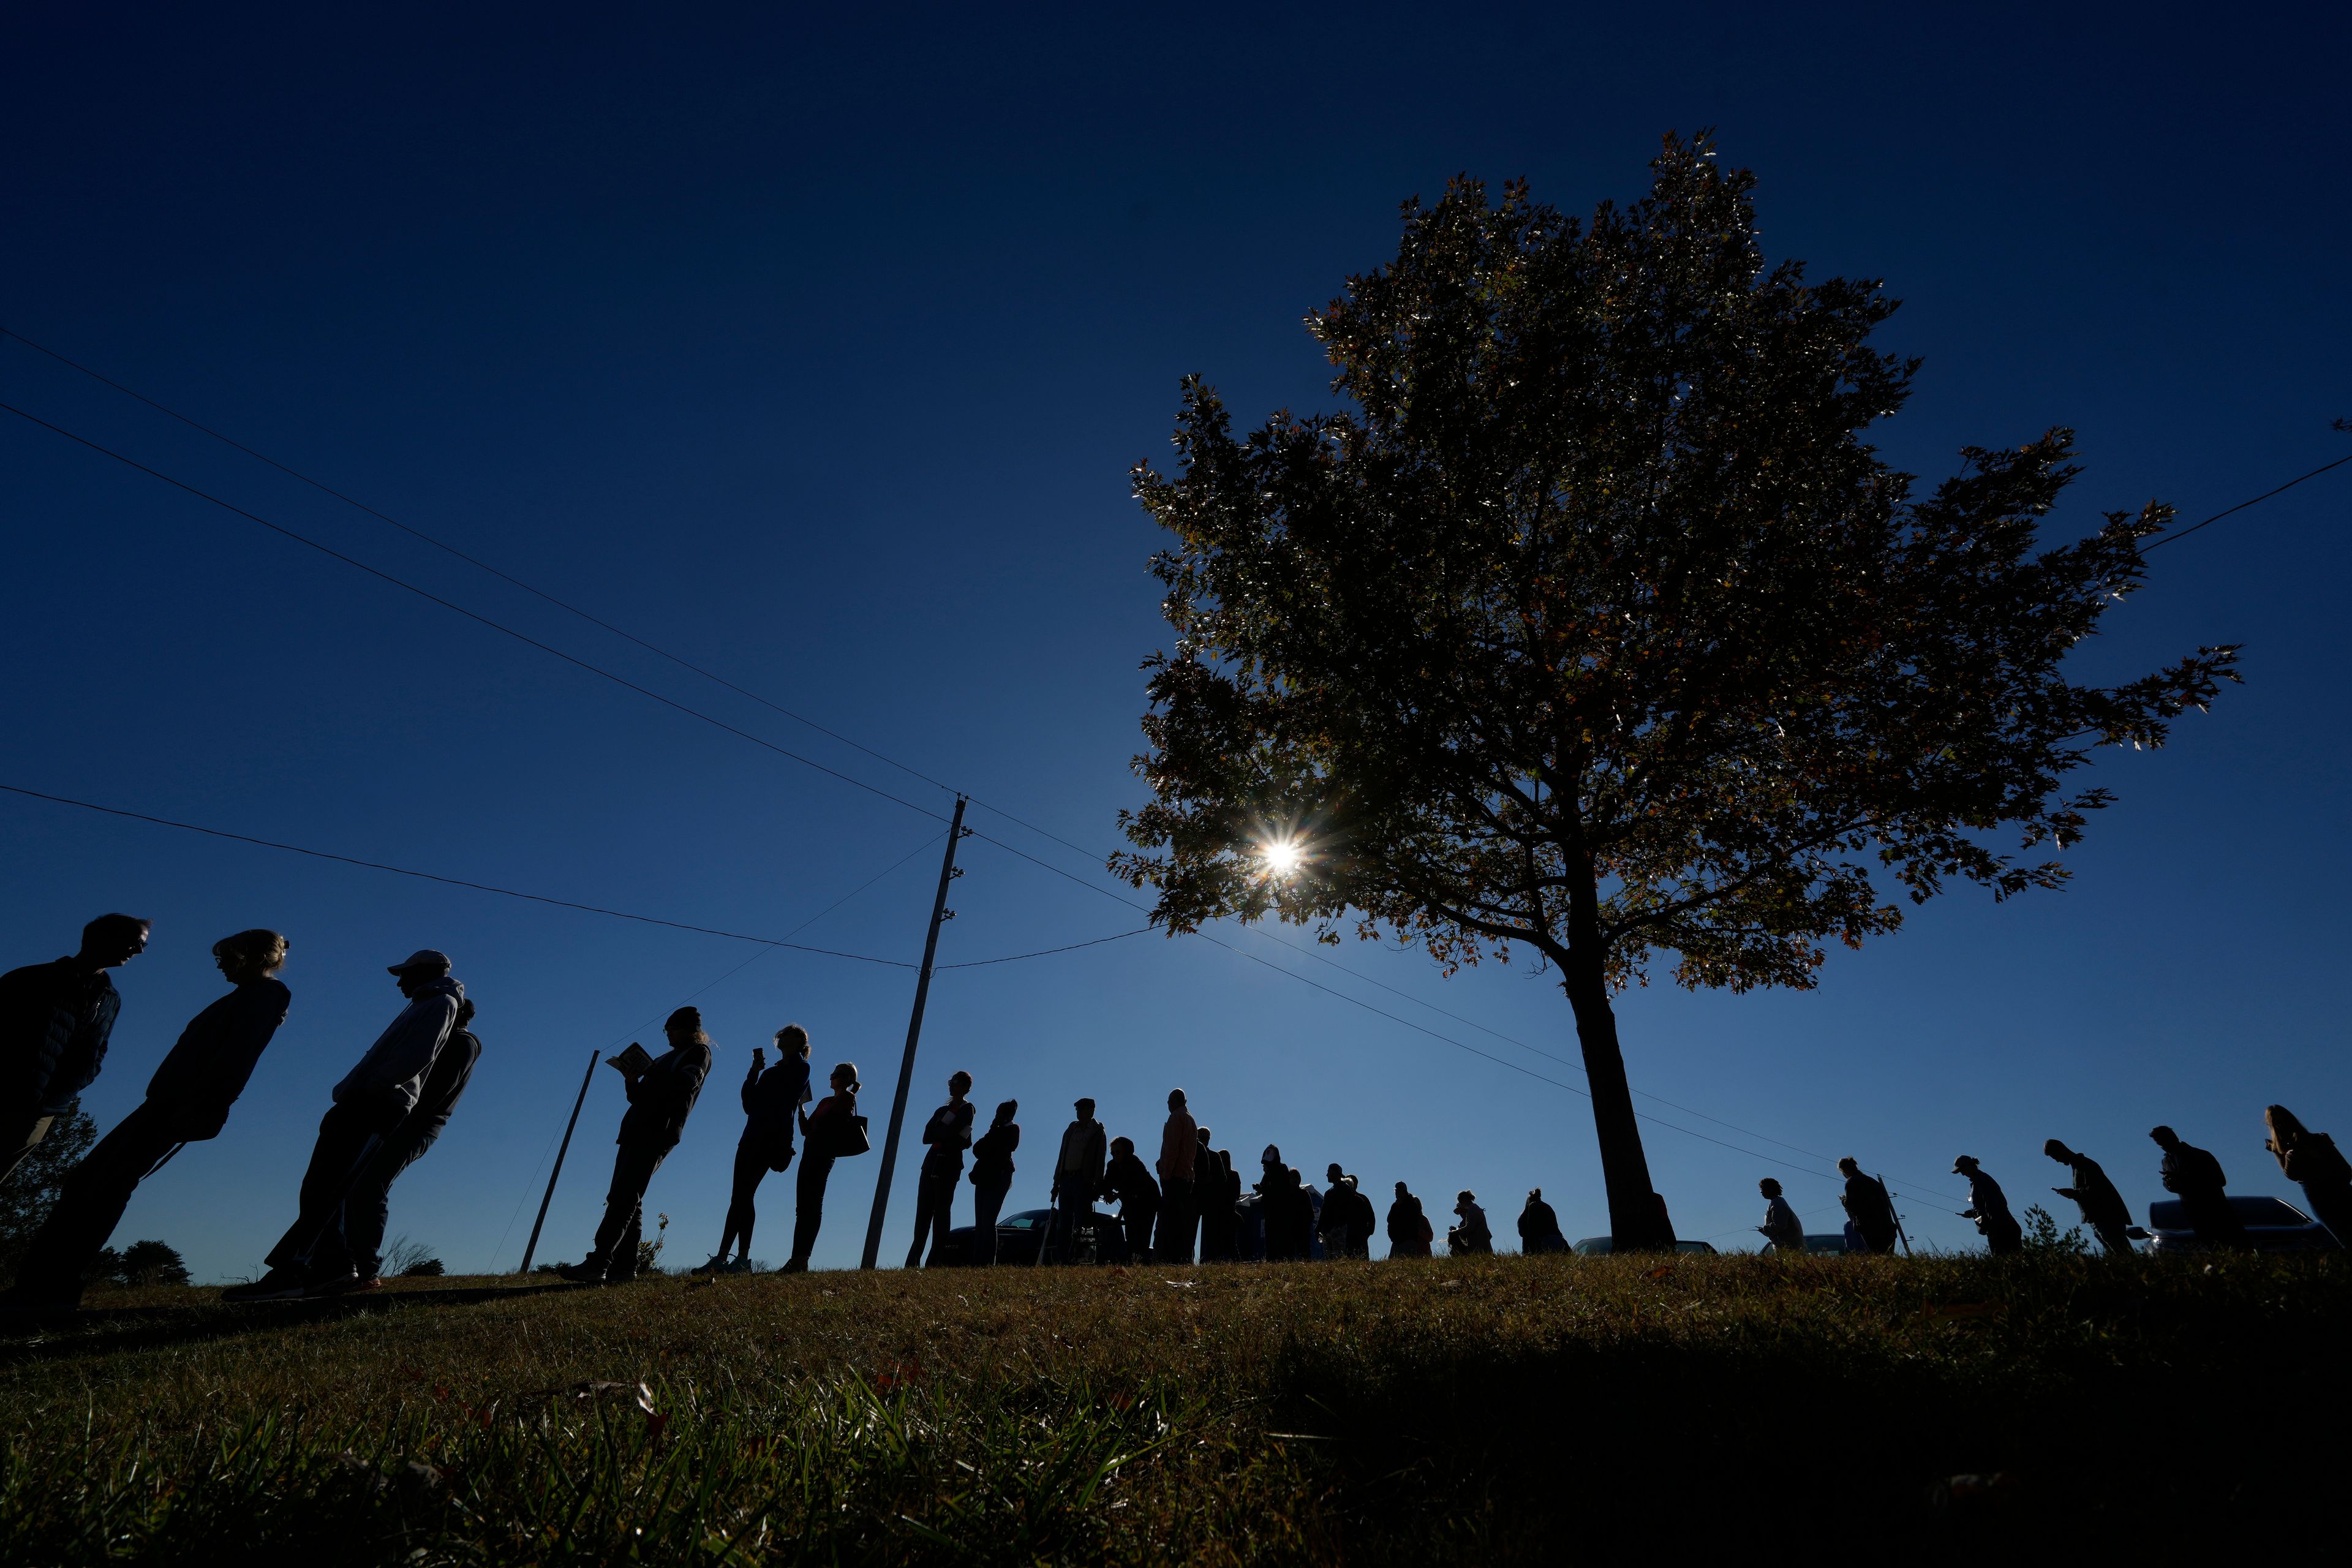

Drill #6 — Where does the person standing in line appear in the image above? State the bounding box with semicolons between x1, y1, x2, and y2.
1387;1180;1433;1259
1104;1135;1161;1262
1048;1098;1106;1263
307;995;481;1294
1316;1163;1355;1258
702;1023;813;1274
907;1070;976;1268
779;1061;862;1272
5;928;285;1308
227;949;462;1301
1193;1129;1234;1261
1836;1157;1899;1254
2151;1125;2245;1250
1953;1156;2024;1255
2263;1106;2351;1248
1155;1088;1199;1264
2044;1139;2136;1257
1754;1178;1806;1256
1344;1177;1379;1256
1;913;149;1184
1256;1151;1304;1260
558;1007;713;1283
968;1099;1019;1264
1520;1188;1570;1254
1449;1191;1493;1255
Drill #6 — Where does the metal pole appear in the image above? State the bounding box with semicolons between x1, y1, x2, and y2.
1879;1173;1914;1258
519;1049;600;1274
861;797;968;1268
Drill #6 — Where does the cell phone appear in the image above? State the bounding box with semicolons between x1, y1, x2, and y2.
754;1046;766;1067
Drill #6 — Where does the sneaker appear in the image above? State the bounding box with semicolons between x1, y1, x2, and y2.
690;1254;725;1276
555;1261;606;1284
222;1269;308;1303
776;1258;807;1275
725;1257;753;1275
312;1273;384;1296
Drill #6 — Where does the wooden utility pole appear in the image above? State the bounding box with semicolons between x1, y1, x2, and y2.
862;796;968;1268
518;1049;600;1275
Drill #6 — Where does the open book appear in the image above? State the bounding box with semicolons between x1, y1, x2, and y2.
607;1042;655;1079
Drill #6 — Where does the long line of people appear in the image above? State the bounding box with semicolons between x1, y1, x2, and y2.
6;914;2349;1307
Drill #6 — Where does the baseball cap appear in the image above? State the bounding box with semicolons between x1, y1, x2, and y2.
387;949;453;974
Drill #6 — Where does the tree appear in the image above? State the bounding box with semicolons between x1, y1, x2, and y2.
1115;135;2239;1250
116;1239;190;1286
0;1108;96;1284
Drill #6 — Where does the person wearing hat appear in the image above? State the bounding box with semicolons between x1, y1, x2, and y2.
1953;1155;2024;1256
560;1006;714;1283
226;948;464;1301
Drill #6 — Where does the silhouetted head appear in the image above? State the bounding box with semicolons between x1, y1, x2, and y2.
1837;1156;1861;1177
1343;1175;1358;1191
1196;1125;1212;1145
775;1023;810;1057
1951;1155;1980;1175
993;1099;1017;1125
1262;1144;1281;1167
1327;1162;1344;1185
1110;1135;1135;1158
665;1007;709;1047
2044;1139;2073;1163
1758;1178;1782;1198
212;928;287;983
1168;1088;1187;1110
831;1062;861;1094
78;913;151;970
1395;1180;1409;1197
948;1070;972;1099
1074;1097;1095;1119
387;949;452;997
1457;1191;1476;1207
1528;1187;1544;1202
2149;1125;2179;1150
456;997;477;1028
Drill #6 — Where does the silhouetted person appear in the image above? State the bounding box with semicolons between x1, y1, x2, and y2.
1838;1156;1899;1254
1049;1098;1106;1262
559;1006;712;1283
1156;1088;1199;1264
1104;1134;1160;1262
1387;1181;1433;1259
704;1023;813;1273
1;913;149;1184
227;949;463;1300
2152;1125;2245;1249
907;1069;975;1268
1449;1191;1493;1256
2045;1139;2135;1257
968;1099;1019;1264
780;1061;861;1272
1953;1156;2023;1256
309;995;481;1292
1520;1188;1570;1254
1256;1149;1306;1260
5;928;285;1308
1752;1178;1805;1256
1192;1128;1233;1261
2264;1105;2351;1249
1319;1164;1372;1258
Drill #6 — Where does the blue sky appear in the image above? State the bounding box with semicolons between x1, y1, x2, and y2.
3;4;2346;1279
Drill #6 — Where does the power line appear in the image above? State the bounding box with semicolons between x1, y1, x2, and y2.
2144;447;2352;552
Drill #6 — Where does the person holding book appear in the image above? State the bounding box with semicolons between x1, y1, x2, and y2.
701;1023;814;1273
780;1061;862;1273
559;1007;712;1283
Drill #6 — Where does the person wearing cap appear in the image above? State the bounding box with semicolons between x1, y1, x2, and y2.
2151;1125;2246;1249
225;948;464;1300
1;913;150;1184
6;928;288;1308
307;997;484;1293
2044;1139;2135;1257
1953;1156;2024;1256
560;1006;714;1283
1047;1098;1106;1263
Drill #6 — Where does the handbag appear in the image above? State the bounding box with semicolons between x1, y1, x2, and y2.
837;1112;872;1158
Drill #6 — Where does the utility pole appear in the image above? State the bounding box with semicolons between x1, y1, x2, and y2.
519;1049;600;1275
862;796;968;1268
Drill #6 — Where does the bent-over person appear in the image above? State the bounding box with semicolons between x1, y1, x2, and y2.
1953;1156;2023;1256
1837;1157;1899;1254
2152;1125;2245;1250
2045;1139;2135;1257
1105;1135;1161;1262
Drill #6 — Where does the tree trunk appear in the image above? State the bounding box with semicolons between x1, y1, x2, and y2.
1562;865;1676;1253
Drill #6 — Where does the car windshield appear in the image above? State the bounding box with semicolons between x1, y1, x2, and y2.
2147;1196;2312;1228
1000;1212;1047;1230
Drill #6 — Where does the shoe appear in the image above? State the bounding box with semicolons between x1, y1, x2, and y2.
555;1261;606;1284
777;1258;807;1274
690;1254;724;1276
221;1269;308;1303
725;1257;753;1275
304;1270;364;1297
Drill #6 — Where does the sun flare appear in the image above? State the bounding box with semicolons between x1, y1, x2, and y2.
1259;839;1303;876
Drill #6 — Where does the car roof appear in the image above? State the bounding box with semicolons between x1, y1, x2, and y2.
2146;1195;2314;1229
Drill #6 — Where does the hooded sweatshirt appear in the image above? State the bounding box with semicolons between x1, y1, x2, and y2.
333;977;463;1116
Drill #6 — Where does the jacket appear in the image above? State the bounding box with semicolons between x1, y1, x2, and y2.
1520;1197;1570;1252
1842;1172;1898;1243
2057;1153;2131;1229
971;1118;1019;1186
1104;1150;1160;1213
333;978;463;1116
741;1055;810;1153
802;1090;858;1157
619;1039;712;1148
1387;1195;1433;1257
409;1027;480;1129
1158;1109;1198;1181
919;1099;976;1175
1053;1118;1106;1201
2160;1142;2230;1200
0;958;122;1115
1760;1195;1804;1252
142;977;291;1139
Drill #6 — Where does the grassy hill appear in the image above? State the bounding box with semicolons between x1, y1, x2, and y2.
2;1251;2343;1562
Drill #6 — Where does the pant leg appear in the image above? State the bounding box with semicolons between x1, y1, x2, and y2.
326;1120;441;1280
789;1153;834;1265
923;1169;960;1265
11;1101;180;1302
971;1180;1007;1264
1125;1205;1156;1262
264;1104;385;1272
907;1169;949;1268
0;1110;56;1187
2092;1218;2136;1256
1158;1177;1195;1263
720;1141;768;1259
2298;1181;2352;1250
588;1142;667;1273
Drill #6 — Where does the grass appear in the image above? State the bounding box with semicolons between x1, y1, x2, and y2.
1;1251;2345;1562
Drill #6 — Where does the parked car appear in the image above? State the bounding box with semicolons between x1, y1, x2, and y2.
1571;1237;1719;1256
932;1208;1133;1267
2132;1195;2336;1254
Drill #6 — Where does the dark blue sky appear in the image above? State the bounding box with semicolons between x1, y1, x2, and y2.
4;4;2346;1276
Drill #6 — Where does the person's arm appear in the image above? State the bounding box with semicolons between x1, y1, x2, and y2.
742;1062;763;1115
